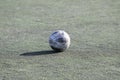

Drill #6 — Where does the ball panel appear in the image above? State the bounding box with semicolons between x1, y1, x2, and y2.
57;37;66;43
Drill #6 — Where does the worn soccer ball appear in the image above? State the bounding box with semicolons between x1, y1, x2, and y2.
49;30;70;52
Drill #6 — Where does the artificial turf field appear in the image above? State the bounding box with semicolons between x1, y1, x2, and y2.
0;0;120;80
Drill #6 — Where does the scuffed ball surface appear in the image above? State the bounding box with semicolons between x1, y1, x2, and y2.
49;30;70;52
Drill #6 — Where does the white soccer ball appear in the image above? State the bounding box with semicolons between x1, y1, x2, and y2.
49;30;70;52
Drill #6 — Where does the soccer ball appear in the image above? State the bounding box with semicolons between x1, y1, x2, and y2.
49;30;70;52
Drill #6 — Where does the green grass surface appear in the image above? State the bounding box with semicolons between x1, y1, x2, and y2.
0;0;120;80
